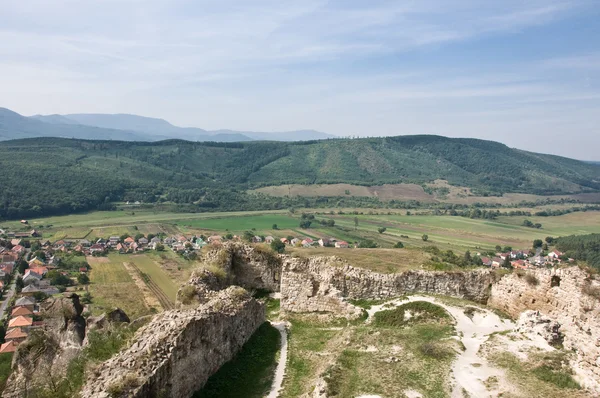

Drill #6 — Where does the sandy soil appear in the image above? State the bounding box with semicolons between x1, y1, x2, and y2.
367;296;516;398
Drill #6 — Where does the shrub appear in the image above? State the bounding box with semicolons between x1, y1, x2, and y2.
179;285;197;305
374;301;450;327
393;242;404;248
532;365;580;389
419;342;453;359
525;274;539;286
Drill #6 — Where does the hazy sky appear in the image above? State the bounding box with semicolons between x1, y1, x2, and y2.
1;0;599;159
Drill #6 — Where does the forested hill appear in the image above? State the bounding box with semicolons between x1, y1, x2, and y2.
0;135;599;219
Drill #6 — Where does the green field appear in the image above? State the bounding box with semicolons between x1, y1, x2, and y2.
179;214;300;232
87;255;152;319
4;207;600;272
124;254;179;302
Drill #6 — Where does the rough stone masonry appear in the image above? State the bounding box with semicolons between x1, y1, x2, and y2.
80;287;265;398
279;255;495;317
489;267;600;393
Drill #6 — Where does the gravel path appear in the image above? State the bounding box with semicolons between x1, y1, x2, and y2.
267;321;289;398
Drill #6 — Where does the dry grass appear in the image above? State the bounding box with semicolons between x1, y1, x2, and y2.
288;247;430;273
251;181;600;205
87;255;153;319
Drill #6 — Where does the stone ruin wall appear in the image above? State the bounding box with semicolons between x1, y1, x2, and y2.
280;256;495;316
80;287;265;398
489;267;600;393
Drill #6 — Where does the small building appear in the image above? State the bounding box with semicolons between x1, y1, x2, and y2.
548;250;563;260
15;296;36;311
124;237;135;244
335;241;349;248
280;238;289;245
21;284;42;296
480;257;493;266
11;245;25;255
291;238;301;246
0;340;20;353
23;270;42;285
138;237;149;245
11;306;33;317
252;236;263;243
4;327;28;343
264;236;275;244
301;238;313;247
318;238;331;247
109;236;120;245
10;239;22;246
8;316;33;329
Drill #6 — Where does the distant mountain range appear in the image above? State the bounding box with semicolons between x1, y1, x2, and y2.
0;107;336;142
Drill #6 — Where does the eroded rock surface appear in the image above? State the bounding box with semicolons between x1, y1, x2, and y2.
489;267;600;393
280;256;495;316
515;310;563;345
80;287;265;398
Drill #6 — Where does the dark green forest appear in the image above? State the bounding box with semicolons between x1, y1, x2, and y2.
0;136;599;219
556;234;600;270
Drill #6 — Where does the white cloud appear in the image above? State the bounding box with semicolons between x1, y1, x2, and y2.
0;0;598;158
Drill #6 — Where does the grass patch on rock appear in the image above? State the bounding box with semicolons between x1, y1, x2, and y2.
373;301;451;327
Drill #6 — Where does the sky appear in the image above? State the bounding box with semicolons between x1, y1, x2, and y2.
0;0;599;160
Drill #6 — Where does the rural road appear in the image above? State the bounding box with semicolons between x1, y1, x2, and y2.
0;273;18;319
267;321;289;398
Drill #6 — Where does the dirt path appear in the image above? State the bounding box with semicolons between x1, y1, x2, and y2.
367;296;515;398
267;321;288;398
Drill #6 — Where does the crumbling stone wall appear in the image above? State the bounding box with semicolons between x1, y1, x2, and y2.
200;242;281;292
489;267;600;393
80;287;265;398
280;256;495;316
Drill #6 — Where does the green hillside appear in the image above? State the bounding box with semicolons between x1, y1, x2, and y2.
0;136;598;219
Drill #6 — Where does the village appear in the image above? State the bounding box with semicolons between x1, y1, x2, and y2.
0;223;571;355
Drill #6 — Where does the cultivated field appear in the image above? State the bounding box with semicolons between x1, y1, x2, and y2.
87;255;152;319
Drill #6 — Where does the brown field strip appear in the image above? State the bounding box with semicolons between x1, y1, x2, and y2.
128;262;175;310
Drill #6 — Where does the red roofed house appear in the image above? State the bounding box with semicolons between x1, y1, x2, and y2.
11;306;33;317
511;259;527;270
11;245;25;255
4;327;28;343
8;316;33;329
335;241;349;248
124;237;135;244
0;340;19;354
548;250;563;260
